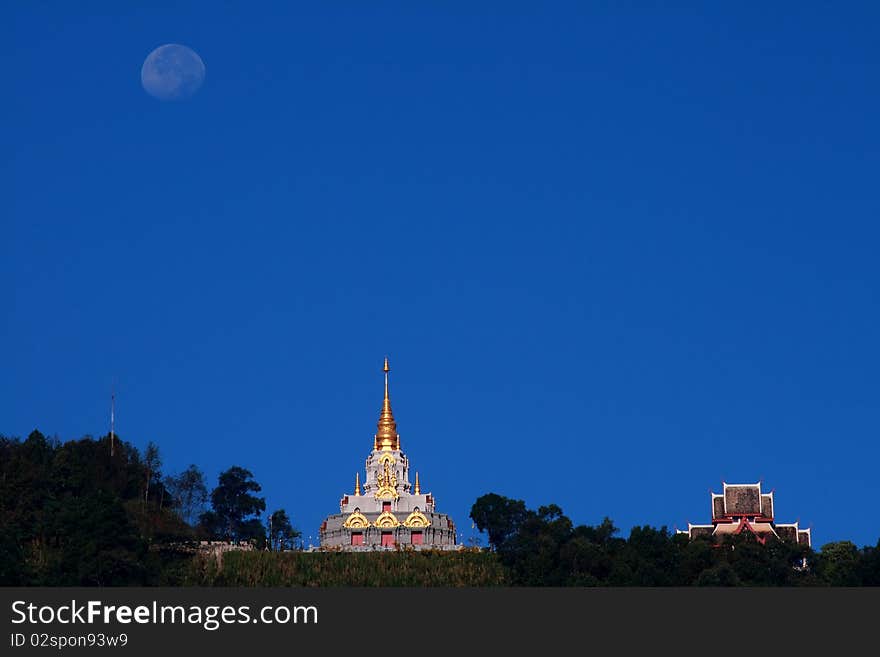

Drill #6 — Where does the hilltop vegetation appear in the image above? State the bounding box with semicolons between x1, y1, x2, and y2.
185;549;506;586
469;493;880;586
0;430;290;585
1;430;878;586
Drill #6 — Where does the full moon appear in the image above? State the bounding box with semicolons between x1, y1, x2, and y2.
141;44;205;101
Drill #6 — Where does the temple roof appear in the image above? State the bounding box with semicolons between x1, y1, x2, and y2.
688;483;811;547
723;483;762;517
712;494;725;520
683;524;714;539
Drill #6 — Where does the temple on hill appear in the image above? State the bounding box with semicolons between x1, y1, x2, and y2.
318;359;458;550
679;482;811;547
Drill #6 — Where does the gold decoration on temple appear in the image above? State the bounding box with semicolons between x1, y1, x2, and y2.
374;511;400;528
375;486;398;500
414;471;420;495
373;357;401;451
343;510;370;529
374;459;399;499
354;472;361;496
403;509;430;528
378;453;396;467
377;461;397;488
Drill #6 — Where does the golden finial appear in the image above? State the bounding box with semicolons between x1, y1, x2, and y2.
355;472;361;496
374;357;400;451
414;471;420;495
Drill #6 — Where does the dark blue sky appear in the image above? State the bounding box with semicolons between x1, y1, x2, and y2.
4;3;879;549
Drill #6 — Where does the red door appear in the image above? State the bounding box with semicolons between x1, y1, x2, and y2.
382;502;391;513
381;531;394;547
411;531;423;545
350;532;364;546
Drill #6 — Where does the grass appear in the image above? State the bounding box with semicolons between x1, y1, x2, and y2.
181;548;507;586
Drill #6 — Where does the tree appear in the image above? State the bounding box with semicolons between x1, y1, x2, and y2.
695;563;741;586
49;490;146;585
469;493;530;551
267;509;301;551
575;517;619;546
238;518;268;547
196;510;222;540
858;539;880;586
817;541;862;586
206;466;266;542
675;533;714;584
165;465;208;526
497;503;577;585
622;525;679;586
713;533;810;586
142;441;162;508
267;509;300;551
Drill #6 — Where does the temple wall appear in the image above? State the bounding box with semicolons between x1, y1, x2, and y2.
321;511;457;549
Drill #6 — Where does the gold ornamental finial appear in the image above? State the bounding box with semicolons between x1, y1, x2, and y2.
374;357;400;451
355;472;361;496
414;471;420;495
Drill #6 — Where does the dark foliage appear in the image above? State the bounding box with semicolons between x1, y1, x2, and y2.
267;509;300;551
164;464;208;526
198;466;267;544
471;492;878;586
0;429;291;585
0;430;190;585
469;492;530;550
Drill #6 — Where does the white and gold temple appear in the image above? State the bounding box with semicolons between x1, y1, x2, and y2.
318;359;458;549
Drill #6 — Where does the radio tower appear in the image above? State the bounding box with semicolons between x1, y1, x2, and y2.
110;388;116;457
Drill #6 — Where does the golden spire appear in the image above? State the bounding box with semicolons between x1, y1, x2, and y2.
414;471;420;495
355;472;361;496
374;356;400;451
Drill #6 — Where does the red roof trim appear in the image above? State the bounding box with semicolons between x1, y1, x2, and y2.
732;518;767;545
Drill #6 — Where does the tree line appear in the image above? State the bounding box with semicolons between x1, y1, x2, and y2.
469;493;880;586
1;430;878;585
0;430;298;585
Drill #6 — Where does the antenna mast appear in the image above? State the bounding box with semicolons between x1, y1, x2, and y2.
110;389;116;457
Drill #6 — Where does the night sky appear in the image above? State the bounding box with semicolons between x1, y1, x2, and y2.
4;3;879;548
